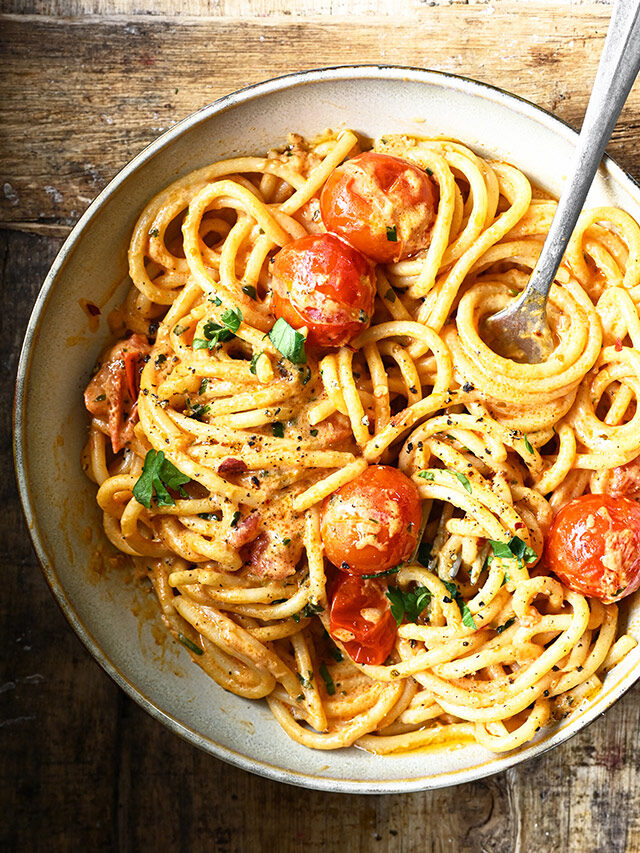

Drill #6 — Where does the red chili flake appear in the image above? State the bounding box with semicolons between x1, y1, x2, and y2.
86;302;101;316
218;458;247;475
515;522;526;530
615;338;623;352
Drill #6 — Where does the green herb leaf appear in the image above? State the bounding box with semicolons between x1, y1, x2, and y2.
426;167;434;176
250;351;263;374
230;511;241;528
297;671;313;689
177;633;203;655
132;449;190;509
221;306;243;333
386;225;398;242
385;586;432;625
282;537;291;546
268;317;307;364
173;324;189;336
461;604;477;630
310;428;319;437
451;470;472;493
198;377;209;395
331;646;343;662
242;284;257;300
319;663;336;696
298;365;312;385
302;602;324;618
496;617;516;635
416;542;432;567
210;294;222;306
418;470;435;480
488;540;514;560
185;400;210;421
523;434;534;454
361;566;401;580
508;536;538;564
194;308;243;350
149;228;159;238
272;422;285;438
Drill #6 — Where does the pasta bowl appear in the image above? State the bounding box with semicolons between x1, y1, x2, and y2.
14;65;640;793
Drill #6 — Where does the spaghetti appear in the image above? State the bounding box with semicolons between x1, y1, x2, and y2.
82;129;640;754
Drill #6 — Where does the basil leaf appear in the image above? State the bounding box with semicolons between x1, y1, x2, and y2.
496;617;516;635
242;285;257;300
461;604;477;630
177;633;203;655
385;586;431;625
451;470;472;493
488;540;514;560
221;306;243;334
523;434;534;454
385;587;406;626
386;225;398;242
302;602;324;618
250;351;263;374
268;317;307;364
133;449;191;509
361;566;401;580
508;536;538;564
319;662;336;696
418;470;435;480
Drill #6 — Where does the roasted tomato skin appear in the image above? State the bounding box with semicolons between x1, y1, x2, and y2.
329;573;397;665
546;494;640;603
270;233;376;347
320;465;423;574
320;151;438;264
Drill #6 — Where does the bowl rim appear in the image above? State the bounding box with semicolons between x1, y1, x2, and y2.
13;63;640;794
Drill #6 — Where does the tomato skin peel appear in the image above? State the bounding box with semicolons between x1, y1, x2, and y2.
329;573;397;666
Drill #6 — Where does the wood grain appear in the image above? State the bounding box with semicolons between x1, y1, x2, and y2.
3;4;639;236
3;2;640;850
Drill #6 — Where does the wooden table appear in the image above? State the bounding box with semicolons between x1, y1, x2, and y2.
3;2;640;850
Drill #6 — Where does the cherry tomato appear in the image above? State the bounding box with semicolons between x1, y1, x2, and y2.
320;151;438;264
329;573;397;665
270;233;375;347
320;465;422;574
546;494;640;603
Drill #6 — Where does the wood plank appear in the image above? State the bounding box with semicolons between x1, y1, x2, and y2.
0;0;608;17
3;5;639;235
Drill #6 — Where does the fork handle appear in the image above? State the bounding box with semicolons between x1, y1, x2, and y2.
525;0;640;302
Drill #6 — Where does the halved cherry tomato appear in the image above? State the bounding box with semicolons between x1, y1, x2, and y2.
320;151;438;264
320;465;422;574
546;494;640;603
271;233;375;347
329;573;397;665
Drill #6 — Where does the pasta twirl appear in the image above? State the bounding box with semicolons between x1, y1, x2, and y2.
82;129;640;755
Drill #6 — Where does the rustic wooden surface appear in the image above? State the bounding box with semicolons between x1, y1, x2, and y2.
3;2;640;851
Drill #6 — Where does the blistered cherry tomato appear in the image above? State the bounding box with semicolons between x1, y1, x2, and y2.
320;151;438;264
329;573;397;665
270;233;375;347
546;494;640;603
321;465;422;574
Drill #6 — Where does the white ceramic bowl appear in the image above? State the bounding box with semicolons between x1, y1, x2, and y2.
15;66;640;793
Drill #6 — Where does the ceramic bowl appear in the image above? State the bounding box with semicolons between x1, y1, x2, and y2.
15;66;640;793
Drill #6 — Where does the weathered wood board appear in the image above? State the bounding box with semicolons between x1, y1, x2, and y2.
3;3;640;851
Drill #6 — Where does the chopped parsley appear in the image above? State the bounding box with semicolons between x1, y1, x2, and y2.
319;663;336;696
310;428;319;437
193;308;243;350
132;449;190;509
386;225;398;242
361;566;401;580
426;167;433;176
250;351;263;374
496;617;516;635
177;633;203;655
386;586;432;626
268;317;307;364
488;537;538;566
297;671;313;689
242;284;257;300
272;422;285;438
523;434;534;454
185;401;210;421
451;471;472;493
198;377;209;395
149;227;159;238
230;511;241;528
418;470;435;481
173;324;189;336
461;604;477;630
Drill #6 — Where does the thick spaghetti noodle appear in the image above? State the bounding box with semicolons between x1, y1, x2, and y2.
82;129;640;754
